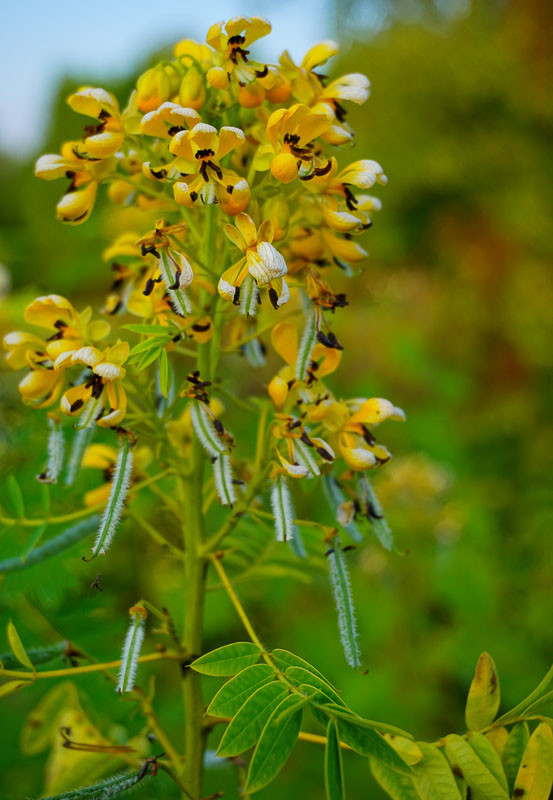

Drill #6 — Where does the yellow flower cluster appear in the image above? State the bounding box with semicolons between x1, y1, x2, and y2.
4;15;404;512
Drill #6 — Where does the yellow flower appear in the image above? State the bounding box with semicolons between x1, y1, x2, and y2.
140;102;200;140
205;16;271;90
265;103;334;183
324;398;406;471
171;123;249;212
280;42;371;144
218;213;289;312
61;341;129;427
271;414;335;479
35;141;113;225
67;87;124;159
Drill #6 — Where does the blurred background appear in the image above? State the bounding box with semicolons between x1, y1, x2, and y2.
1;0;552;797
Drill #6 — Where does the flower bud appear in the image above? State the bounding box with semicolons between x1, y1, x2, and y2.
136;66;172;113
206;66;229;90
56;181;98;225
238;83;265;108
179;65;206;110
270;152;298;184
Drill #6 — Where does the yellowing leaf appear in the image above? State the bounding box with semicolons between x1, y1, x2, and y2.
513;722;553;800
20;682;78;755
465;652;500;730
45;703;126;793
0;679;32;698
414;742;462;799
486;726;509;758
7;620;34;670
383;734;423;766
444;734;508;799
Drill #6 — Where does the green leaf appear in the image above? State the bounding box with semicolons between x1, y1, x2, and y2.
414;742;462;800
502;722;529;793
465;652;500;730
325;719;345;800
129;337;170;357
443;734;508;799
316;701;414;739
496;664;553;725
40;769;150;799
0;641;68;673
0;516;99;574
513;722;553;800
190;642;261;676
137;346;164;371
159;349;169;398
467;732;508;792
370;758;421;799
7;475;25;518
284;665;346;707
328;535;361;669
523;688;553;716
7;620;33;669
0;680;32;698
207;664;274;718
20;522;49;562
216;681;287;757
272;648;329;682
336;717;412;775
245;693;303;793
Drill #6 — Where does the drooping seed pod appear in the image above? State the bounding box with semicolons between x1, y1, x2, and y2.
240;274;259;318
328;536;361;669
190;400;227;458
295;310;317;381
271;474;296;542
159;249;192;316
117;604;147;693
37;418;64;484
91;437;133;557
212;454;237;507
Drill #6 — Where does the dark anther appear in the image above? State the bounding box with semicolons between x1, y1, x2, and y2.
286;379;295;389
169;267;182;290
366;500;383;520
168;125;185;135
190;190;198;202
213;418;224;436
324;547;335;557
255;65;269;78
141;243;160;258
316;331;332;348
361;425;376;446
195;148;215;160
268;287;279;309
70;398;85;413
226;184;234;194
54;319;67;330
143;278;156;296
300;431;314;447
334;100;347;123
228;34;246;45
108;299;123;315
232;286;241;306
150;167;167;180
290;419;302;429
206;160;223;180
317;446;334;461
192;321;211;332
313;159;333;177
283;133;300;146
325;331;344;350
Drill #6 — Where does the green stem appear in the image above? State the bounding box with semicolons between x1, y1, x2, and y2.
182;436;208;795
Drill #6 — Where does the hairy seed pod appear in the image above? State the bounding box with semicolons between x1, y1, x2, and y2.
91;438;133;557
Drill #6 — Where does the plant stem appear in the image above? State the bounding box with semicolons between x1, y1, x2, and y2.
182;437;208;795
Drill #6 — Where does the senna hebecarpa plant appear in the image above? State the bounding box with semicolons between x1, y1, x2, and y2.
2;14;553;800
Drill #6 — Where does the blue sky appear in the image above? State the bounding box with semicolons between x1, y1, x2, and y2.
1;0;333;158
